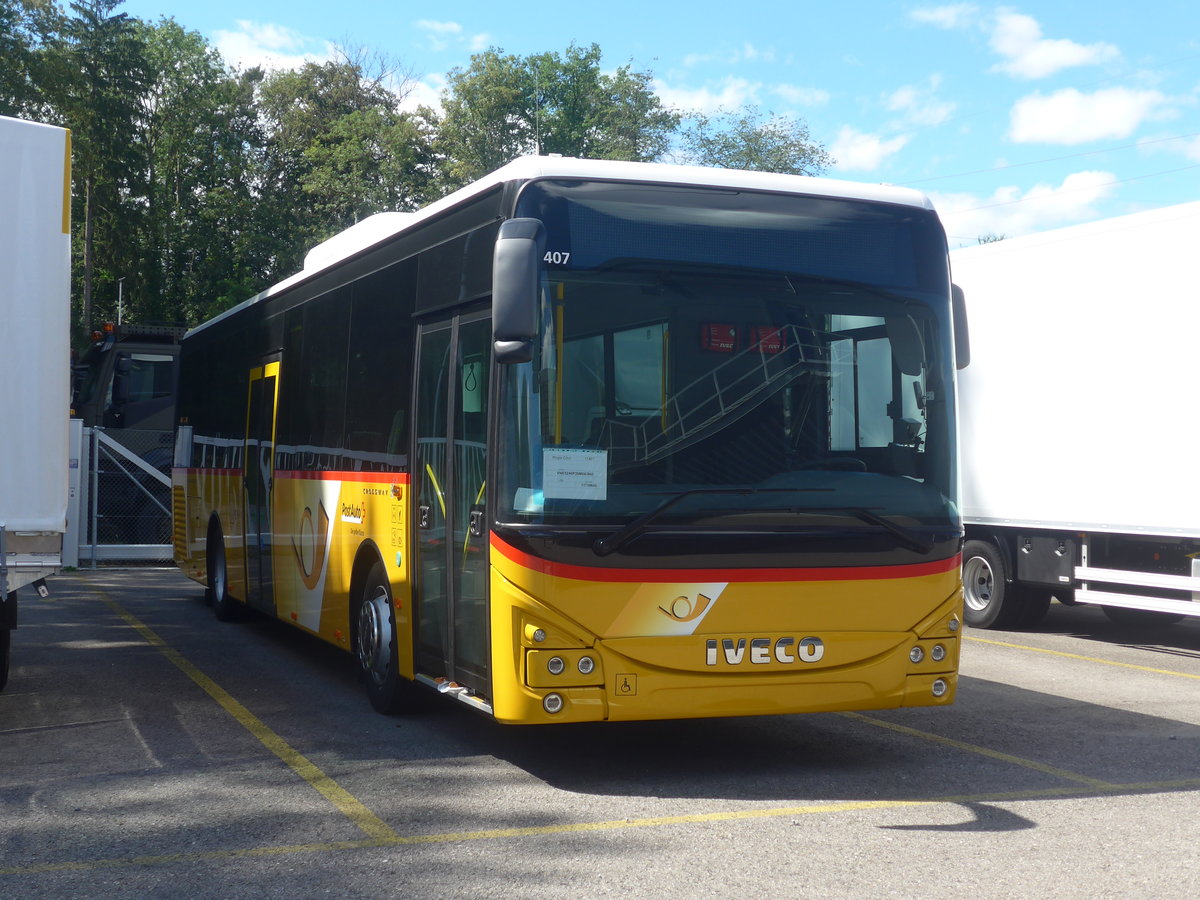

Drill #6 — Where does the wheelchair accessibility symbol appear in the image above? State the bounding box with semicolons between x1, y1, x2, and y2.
615;674;637;696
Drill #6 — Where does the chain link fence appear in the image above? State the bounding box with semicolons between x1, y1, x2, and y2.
79;427;173;564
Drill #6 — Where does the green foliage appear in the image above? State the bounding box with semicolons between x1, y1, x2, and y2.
436;43;679;188
257;54;436;273
680;106;833;176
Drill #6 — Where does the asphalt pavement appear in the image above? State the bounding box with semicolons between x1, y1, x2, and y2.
2;568;1198;898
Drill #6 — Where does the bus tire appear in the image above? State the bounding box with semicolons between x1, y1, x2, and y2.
963;539;1026;629
209;522;241;622
0;623;10;692
356;561;415;715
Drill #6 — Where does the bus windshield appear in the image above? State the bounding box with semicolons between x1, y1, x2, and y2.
497;179;959;546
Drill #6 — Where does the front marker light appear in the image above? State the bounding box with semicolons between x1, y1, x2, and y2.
543;693;564;714
932;679;948;698
947;617;960;633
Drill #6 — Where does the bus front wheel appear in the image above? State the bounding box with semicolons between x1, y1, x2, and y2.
208;523;241;622
356;562;412;715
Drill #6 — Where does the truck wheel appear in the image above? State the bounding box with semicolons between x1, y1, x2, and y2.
355;561;419;714
0;624;10;692
963;540;1026;629
208;523;242;622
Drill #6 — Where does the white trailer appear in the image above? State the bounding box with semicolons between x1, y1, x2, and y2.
952;201;1200;629
0;115;72;688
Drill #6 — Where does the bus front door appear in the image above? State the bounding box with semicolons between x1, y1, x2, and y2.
413;313;491;699
243;358;280;615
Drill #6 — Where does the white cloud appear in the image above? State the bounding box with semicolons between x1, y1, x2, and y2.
654;76;761;114
989;11;1118;79
830;127;909;172
909;4;980;30
885;76;955;126
1010;87;1167;144
933;170;1117;242
772;84;831;107
213;20;335;72
414;19;488;54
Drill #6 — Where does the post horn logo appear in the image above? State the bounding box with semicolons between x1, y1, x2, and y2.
292;501;330;590
659;592;715;623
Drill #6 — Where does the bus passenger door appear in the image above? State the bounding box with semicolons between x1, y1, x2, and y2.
243;358;280;615
413;313;491;699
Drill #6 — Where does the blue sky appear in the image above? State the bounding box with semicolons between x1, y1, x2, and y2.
117;1;1199;246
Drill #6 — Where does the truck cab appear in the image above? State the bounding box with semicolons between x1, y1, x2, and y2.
71;323;184;431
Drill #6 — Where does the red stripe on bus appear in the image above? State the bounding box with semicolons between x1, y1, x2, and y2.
490;533;960;584
172;469;409;484
274;471;410;483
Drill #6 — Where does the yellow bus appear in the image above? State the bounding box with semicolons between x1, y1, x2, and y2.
172;157;968;723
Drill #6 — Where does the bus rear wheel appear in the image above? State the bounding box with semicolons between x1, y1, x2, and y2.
356;562;413;715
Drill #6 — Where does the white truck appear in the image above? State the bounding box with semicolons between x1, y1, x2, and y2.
0;115;72;688
952;201;1200;629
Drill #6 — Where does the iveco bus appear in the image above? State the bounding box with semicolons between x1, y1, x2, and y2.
172;157;968;722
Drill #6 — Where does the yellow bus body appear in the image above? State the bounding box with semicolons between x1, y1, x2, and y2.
175;467;961;724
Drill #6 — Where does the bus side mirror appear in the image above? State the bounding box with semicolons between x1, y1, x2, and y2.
951;284;970;370
493;218;545;365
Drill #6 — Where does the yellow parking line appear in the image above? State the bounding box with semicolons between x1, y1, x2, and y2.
5;777;1200;876
966;634;1200;680
840;711;1115;788
100;596;400;843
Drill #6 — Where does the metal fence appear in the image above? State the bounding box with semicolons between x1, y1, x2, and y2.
77;426;173;564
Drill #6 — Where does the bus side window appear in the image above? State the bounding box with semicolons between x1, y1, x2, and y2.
345;262;416;465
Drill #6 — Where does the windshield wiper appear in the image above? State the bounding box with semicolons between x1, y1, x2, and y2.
592;494;936;557
593;488;757;557
843;508;934;554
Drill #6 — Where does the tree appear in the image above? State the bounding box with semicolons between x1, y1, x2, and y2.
679;106;832;176
0;0;44;115
134;17;269;325
436;44;679;188
256;51;436;276
46;0;151;333
977;232;1006;244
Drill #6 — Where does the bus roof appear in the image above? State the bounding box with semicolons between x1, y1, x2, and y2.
188;156;936;339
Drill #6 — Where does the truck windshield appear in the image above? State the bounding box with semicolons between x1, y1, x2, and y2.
496;180;959;548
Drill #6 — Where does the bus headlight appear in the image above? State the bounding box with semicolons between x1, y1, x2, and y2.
547;656;565;675
909;646;924;663
578;656;595;675
931;644;946;662
543;693;564;714
931;679;948;698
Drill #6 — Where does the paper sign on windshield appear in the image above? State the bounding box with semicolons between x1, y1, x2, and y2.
543;448;608;501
